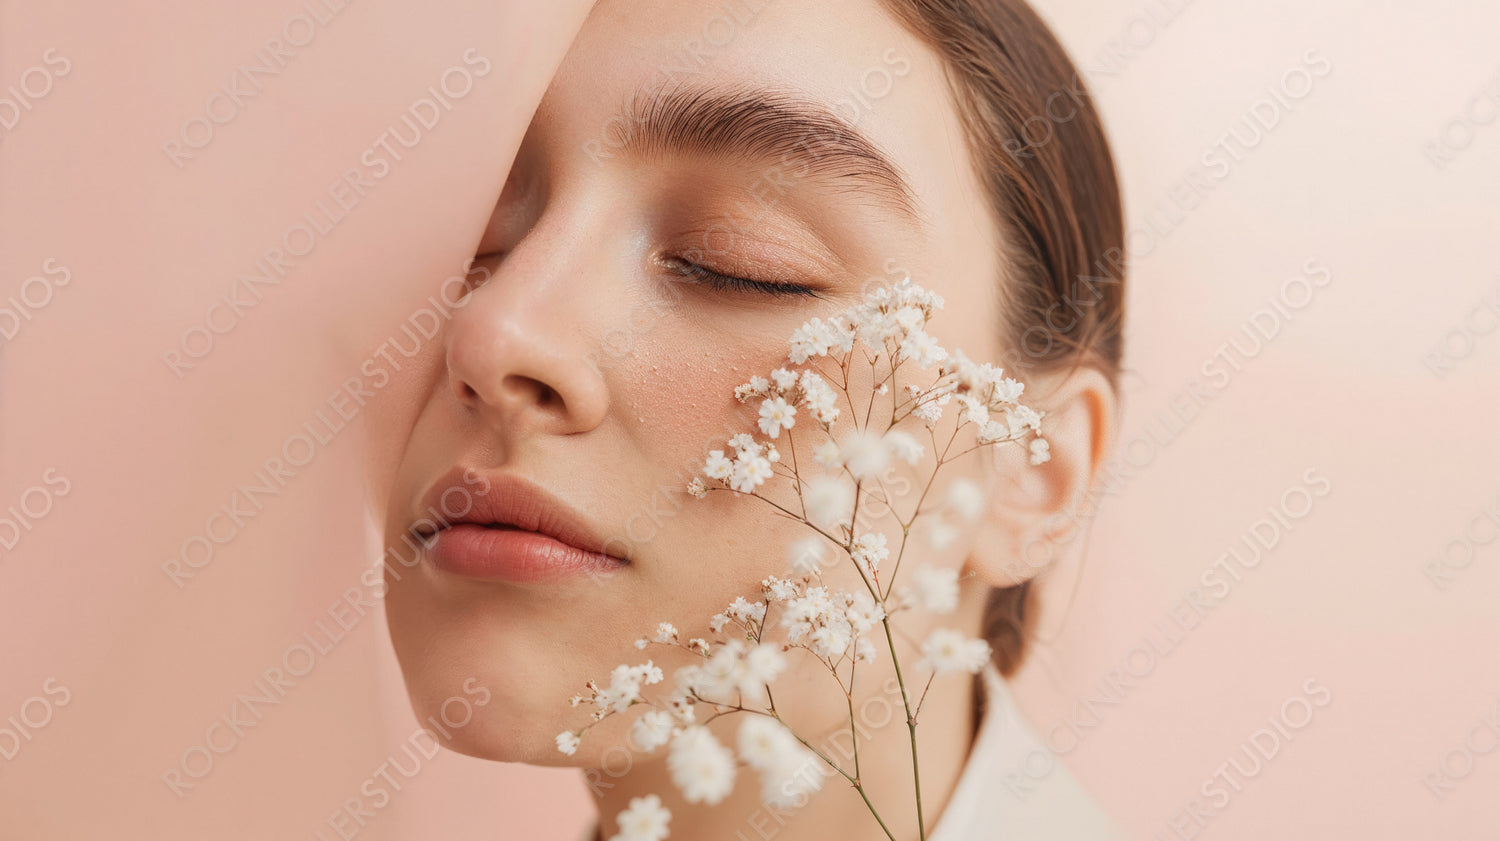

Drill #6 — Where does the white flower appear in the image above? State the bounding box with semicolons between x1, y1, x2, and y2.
728;433;760;456
630;710;677;753
942;348;985;391
738;716;800;771
893;304;925;330
854;636;878;663
913;400;944;425
731;456;773;493
594;662;664;714
900;328;948;369
991;376;1025;404
919;629;991;674
726;596;767;627
976;420;1010;444
654;623;679;644
884;429;924;465
709;613;729;633
777;584;861;660
738;716;824;806
667;695;696;726
813;440;842;470
685;639;780;702
556;730;580;756
851;532;889;575
763;576;801;603
686;478;708;498
771;367;799;391
1029;437;1052;465
891;277;944;311
789;316;852;362
804;476;853;530
839;428;889;481
799;371;840;426
800;373;832;398
787;535;827;576
946;478;986;522
788;319;827;363
808;621;852;660
911;566;959;614
668;727;737;805
854;306;900;344
958;394;989;426
780;587;836;644
704;450;733;480
844;590;885;633
608;794;671;841
758;397;796;439
735;377;770;402
596;685;634;715
1006;405;1043;436
743;643;787;686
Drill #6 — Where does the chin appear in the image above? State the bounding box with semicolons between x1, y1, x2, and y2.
385;589;585;765
396;654;580;764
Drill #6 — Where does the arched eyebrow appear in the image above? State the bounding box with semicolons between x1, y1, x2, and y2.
603;82;925;228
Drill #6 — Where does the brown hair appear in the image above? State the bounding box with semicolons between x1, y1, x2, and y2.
878;0;1126;675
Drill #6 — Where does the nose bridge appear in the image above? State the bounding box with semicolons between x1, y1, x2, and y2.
444;205;620;437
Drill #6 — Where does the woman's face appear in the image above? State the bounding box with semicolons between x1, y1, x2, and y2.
376;0;1009;763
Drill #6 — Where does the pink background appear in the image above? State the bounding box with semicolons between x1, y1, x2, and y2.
2;0;1496;838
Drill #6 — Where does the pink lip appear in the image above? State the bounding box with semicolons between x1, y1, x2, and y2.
414;469;628;584
427;524;621;583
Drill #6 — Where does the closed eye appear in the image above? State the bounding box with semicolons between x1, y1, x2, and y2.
660;255;822;299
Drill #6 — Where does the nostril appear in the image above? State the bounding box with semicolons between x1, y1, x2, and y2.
497;374;559;410
537;383;559;408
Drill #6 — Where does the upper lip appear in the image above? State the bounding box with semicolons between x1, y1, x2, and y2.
415;467;629;563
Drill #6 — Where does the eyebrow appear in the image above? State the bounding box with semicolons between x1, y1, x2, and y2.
608;82;923;227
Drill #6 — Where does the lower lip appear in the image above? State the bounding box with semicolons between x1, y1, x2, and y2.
425;524;625;583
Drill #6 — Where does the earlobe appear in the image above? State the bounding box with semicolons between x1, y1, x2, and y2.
962;366;1116;588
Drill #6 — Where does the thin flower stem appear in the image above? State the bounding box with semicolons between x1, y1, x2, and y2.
844;481;882;602
847;662;861;782
746;495;853;563
880;614;927;841
881;434;957;599
786;430;807;519
836;353;861;433
848;480;862;551
887;350;900;427
764;689;898;841
912;673;936;720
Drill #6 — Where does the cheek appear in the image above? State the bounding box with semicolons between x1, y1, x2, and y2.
611;318;790;462
366;346;446;522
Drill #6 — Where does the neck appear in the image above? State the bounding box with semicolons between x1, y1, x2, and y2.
588;669;981;841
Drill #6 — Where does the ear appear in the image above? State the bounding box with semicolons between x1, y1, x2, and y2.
964;364;1117;588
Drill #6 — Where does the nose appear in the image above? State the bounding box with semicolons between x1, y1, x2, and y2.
444;237;611;438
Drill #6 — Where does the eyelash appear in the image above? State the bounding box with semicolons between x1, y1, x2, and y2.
661;255;821;299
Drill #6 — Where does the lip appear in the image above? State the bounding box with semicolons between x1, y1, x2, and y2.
412;468;629;584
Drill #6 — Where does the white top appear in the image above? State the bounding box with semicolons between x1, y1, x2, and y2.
579;662;1122;840
928;661;1123;840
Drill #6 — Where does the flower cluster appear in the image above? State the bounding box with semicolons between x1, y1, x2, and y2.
563;278;1048;841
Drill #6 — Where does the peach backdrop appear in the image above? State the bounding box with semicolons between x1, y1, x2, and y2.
1;0;1495;838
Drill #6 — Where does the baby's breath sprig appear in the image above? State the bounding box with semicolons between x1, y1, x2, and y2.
562;278;1051;841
